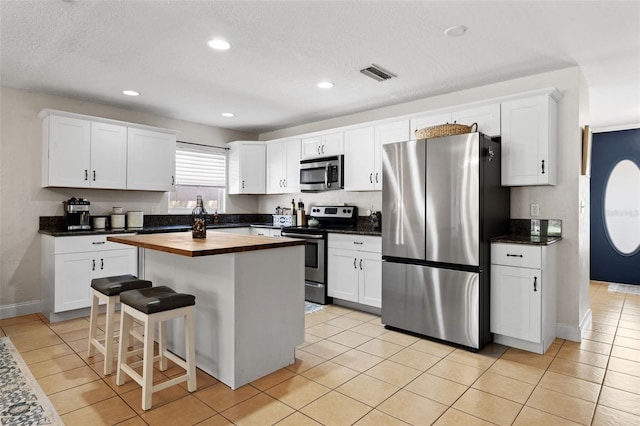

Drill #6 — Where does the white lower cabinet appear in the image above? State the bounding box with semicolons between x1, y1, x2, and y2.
250;228;282;237
328;234;381;308
490;242;557;354
42;234;138;321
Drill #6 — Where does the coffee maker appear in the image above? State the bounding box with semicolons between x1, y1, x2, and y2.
63;197;91;230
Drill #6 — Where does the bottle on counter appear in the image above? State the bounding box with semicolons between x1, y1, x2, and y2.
291;198;296;215
297;199;305;226
192;195;207;239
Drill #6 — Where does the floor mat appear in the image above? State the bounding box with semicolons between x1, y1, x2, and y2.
305;301;326;315
608;283;640;296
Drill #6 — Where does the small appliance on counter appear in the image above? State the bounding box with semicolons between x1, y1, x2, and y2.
63;197;91;230
111;207;125;229
126;211;144;229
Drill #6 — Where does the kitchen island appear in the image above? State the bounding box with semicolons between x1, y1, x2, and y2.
107;232;305;389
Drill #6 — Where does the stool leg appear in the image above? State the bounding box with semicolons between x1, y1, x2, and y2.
103;295;117;375
185;308;197;392
87;291;99;357
158;320;167;371
142;316;155;411
116;307;132;386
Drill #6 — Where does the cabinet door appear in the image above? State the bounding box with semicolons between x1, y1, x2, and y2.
321;132;344;157
501;95;555;186
344;127;375;191
374;121;410;190
301;136;321;159
358;250;382;308
54;252;93;312
96;248;138;278
283;139;300;193
452;104;500;137
240;144;266;194
491;265;542;343
90;122;127;189
127;128;176;191
327;248;358;302
410;112;452;140
266;142;286;194
47;115;91;187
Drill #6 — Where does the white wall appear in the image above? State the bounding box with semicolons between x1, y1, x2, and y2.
0;86;258;314
258;67;590;340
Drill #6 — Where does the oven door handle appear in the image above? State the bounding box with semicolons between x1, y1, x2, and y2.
281;232;324;239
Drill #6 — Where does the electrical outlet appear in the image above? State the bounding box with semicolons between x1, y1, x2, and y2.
530;203;540;217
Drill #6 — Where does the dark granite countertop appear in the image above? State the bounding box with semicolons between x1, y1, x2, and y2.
38;223;252;237
327;228;381;237
491;218;563;245
491;234;562;246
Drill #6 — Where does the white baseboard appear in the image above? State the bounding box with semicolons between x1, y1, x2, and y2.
0;300;42;320
556;321;583;342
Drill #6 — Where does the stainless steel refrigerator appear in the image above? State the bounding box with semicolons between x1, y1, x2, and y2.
381;132;509;350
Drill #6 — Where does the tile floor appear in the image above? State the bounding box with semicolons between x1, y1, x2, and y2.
2;281;640;425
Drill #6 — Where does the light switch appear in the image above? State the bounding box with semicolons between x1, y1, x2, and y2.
530;203;540;217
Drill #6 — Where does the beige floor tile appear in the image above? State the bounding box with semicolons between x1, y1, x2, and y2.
586;321;618;334
177;367;219;391
478;342;509;358
302;361;359;388
445;348;497;371
614;335;640;351
555;345;609;368
327;330;373;348
0;313;42;327
344;311;379;322
563;339;612;356
405;372;467;406
300;390;371;425
325;316;364;330
616;326;640;340
428;358;484;386
590;316;620;326
286;349;325;373
20;343;74;365
526;387;595;425
331;349;384;372
2;321;52;337
434;408;494;425
0;329;5;337
377;330;420;347
60;395;137;425
619;319;640;331
453;388;522;426
48;379;117;415
194;382;260;412
367;316;383;325
350;322;387;338
544;342;562;356
356;338;404;358
58;327;95;343
583;329;616;344
604;369;640;394
275;412;322;425
487;359;545;385
336;373;400;407
323;305;353;315
513;406;582;425
140;394;217;425
612;345;640;363
365;359;422;387
10;333;63;352
354;409;411;425
389;347;440;371
607;355;640;378
29;353;86;378
548;357;606;384
592;404;640;426
409;339;456;358
538;371;601;402
298;332;323;348
114;417;148;426
266;375;330;410
501;347;554;370
302;339;351;360
48;317;89;334
378;389;447;425
305;323;344;338
250;367;296;391
598;385;640;416
121;379;190;414
471;371;534;404
37;365;101;395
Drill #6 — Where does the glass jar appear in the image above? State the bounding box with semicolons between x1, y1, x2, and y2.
192;195;207;239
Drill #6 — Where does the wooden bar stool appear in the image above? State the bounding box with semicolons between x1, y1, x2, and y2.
87;274;152;375
116;285;197;411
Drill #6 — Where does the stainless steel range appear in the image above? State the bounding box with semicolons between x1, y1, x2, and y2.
282;205;358;304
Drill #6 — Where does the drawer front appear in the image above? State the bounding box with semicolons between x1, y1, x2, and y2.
328;234;381;253
491;243;541;269
54;233;134;254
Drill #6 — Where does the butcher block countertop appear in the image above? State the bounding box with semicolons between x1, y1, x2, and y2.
107;231;305;257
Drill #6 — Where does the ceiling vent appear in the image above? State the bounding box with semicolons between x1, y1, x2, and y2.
360;64;396;82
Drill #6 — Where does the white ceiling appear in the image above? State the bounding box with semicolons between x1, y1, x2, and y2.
1;0;639;134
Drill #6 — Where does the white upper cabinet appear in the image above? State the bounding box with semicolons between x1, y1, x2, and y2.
91;122;127;189
301;132;343;159
501;91;559;186
43;115;92;188
410;104;501;139
266;138;300;194
126;127;176;191
228;141;266;194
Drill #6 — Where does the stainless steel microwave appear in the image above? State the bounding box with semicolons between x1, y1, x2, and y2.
299;155;344;192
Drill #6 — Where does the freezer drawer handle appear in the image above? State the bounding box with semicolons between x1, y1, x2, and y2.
533;276;538;292
506;254;523;258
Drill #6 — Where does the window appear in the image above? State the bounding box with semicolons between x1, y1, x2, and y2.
169;142;227;213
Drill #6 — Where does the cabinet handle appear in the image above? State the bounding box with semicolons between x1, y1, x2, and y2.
375;172;379;184
279;179;282;188
93;170;96;181
172;175;175;185
100;258;104;270
85;169;88;181
242;180;245;189
283;179;286;187
353;258;357;269
321;145;325;155
92;241;105;245
506;254;523;258
370;173;373;183
541;160;545;174
317;146;321;155
533;276;538;292
359;259;363;270
354;241;363;245
92;259;95;271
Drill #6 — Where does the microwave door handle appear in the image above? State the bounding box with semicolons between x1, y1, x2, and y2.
325;163;331;188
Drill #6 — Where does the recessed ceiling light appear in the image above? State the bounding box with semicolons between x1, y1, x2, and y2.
444;25;467;37
122;90;139;96
221;112;235;117
208;39;231;50
317;81;334;89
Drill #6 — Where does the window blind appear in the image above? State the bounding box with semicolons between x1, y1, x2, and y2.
175;142;227;187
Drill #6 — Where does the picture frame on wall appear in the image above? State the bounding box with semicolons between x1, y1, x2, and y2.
582;125;592;177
